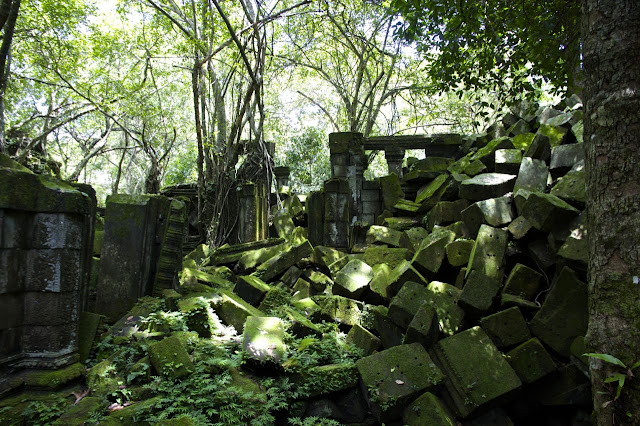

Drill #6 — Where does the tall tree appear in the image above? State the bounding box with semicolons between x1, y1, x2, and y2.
582;0;640;424
0;0;20;152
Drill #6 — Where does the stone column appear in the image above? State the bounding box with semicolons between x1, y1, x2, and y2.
384;147;406;178
273;166;291;191
237;182;268;244
306;191;324;247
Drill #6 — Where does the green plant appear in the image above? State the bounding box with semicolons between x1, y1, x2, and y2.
21;397;68;425
288;416;342;426
585;353;640;406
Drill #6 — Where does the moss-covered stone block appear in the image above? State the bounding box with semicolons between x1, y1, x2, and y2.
356;343;444;421
461;196;514;237
365;225;403;247
445;239;474;267
257;285;292;314
458;173;516;201
233;275;271;306
302;363;359;397
273;208;296;239
467;224;508;281
23;363;85;390
302;269;333;292
53;396;104;426
425;281;465;336
148;336;194;379
242;316;286;362
253;240;313;282
399;227;430;252
402;392;456;426
180;267;233;289
404;304;439;349
431;326;521;418
521;192;580;232
78;311;104;363
237;243;285;271
283;306;322;337
312;246;347;269
550;169;585;205
362;246;412;269
178;295;223;338
104;397;160;425
506;338;556;384
346;324;381;356
87;359;123;394
479;307;531;349
425;199;470;231
459;270;502;318
412;228;456;276
333;259;373;299
379;173;404;210
528;267;587;356
312;295;374;329
502;263;543;300
216;289;264;332
388;281;430;329
371;305;404;348
291;277;312;300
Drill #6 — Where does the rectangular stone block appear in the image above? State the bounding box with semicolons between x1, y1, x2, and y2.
0;293;23;329
28;213;84;249
23;291;78;326
25;249;82;293
21;323;77;355
0;210;28;248
431;326;521;418
0;327;21;359
0;249;25;294
467;225;508;281
479;307;531;349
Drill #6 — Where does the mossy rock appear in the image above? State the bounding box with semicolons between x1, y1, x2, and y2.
53;396;105;426
147;336;194;379
87;359;124;394
23;363;85;390
103;397;160;425
297;363;359;397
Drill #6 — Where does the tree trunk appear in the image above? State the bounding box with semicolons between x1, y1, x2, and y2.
582;1;640;424
0;0;19;153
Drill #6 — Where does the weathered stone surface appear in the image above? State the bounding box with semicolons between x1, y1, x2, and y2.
313;295;374;328
550;144;584;176
550;169;586;205
425;281;465;336
369;259;429;300
77;311;103;363
370;305;404;348
253;240;313;282
468;137;514;169
302;269;333;292
513;157;549;194
404;304;439;349
233;276;270;306
459;271;502;318
313;246;346;269
537;124;568;147
425;199;469;231
388;281;430;328
362;246;411;269
379;173;404;210
529;267;587;356
356;343;443;421
381;216;421;231
506;338;556;384
178;296;223;338
458;173;516;201
445;239;474;267
403;392;456;426
242;316;286;362
416;174;448;204
291;277;312;300
461;195;514;237
148;336;194;378
521;192;580;232
495;149;522;174
524;133;551;161
211;238;284;265
431;327;521;418
215;290;264;332
412;228;456;276
333;259;373;299
479;307;531;349
467;225;508;281
365;225;402;247
346;324;381;356
503;264;543;301
399;227;429;252
507;216;533;240
301;363;359;397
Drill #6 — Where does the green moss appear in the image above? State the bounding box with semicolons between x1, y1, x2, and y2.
301;363;359;397
216;289;264;332
53;396;104;426
148;336;195;379
23;363;85;390
87;359;124;394
103;397;160;425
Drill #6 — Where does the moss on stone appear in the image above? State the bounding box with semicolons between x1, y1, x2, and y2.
23;363;85;390
148;336;194;379
53;396;104;426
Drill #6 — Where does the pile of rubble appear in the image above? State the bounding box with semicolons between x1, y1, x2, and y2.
0;96;591;425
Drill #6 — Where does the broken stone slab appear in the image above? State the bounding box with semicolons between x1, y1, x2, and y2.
233;275;271;306
404;304;439;349
513;188;532;214
356;343;444;422
425;281;465;336
252;240;313;282
458;270;502;318
394;199;422;214
215;289;264;332
461;195;514;237
467;225;508;281
180;267;233;290
571;120;584;143
313;246;347;270
550;144;585;177
512;132;535;150
291;277;312;300
257;285;292;314
381;216;422;231
416;174;449;204
283;306;322;338
371;305;405;348
379;174;405;210
550;169;585;205
273;208;296;240
534;365;591;407
313;295;375;329
412;228;456;276
333;259;374;299
77;311;103;364
302;269;333;292
402;392;456;426
507;119;532;136
280;265;303;287
507;216;533;240
430;326;522;419
557;227;588;268
537;124;568;147
148;335;195;379
500;293;541;313
524;133;551;162
479;307;531;349
346;323;381;356
469;137;515;169
210;238;285;265
528;239;557;271
388;281;431;329
502;263;543;301
399;227;430;252
369;259;429;300
445;239;474;267
506;337;556;384
521;192;580;232
513;157;549;194
242;316;286;363
495;149;523;174
441;221;471;239
425;199;470;231
283;194;304;218
458;173;517;201
365;225;403;247
362;246;412;269
528;267;587;357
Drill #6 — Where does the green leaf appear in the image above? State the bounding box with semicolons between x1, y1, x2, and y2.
584;353;627;368
630;360;640;370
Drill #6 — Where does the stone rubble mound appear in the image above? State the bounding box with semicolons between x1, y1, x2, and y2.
0;95;592;425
